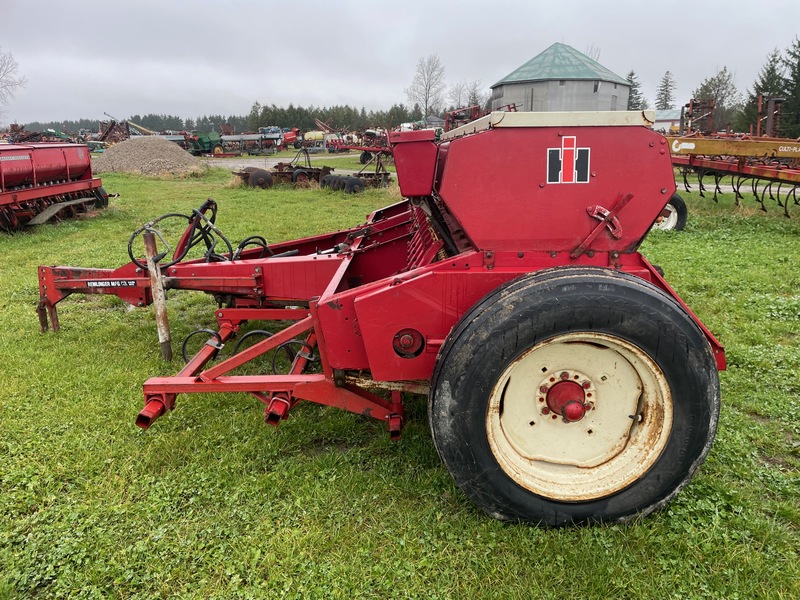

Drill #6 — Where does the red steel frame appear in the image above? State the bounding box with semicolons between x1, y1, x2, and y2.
671;154;800;185
1;143;104;231
38;114;726;436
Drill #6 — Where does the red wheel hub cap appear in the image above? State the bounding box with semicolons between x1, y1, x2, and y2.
546;381;587;422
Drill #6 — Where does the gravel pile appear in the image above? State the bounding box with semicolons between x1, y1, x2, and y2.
92;136;204;176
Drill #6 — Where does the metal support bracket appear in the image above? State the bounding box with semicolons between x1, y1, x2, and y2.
571;193;634;259
586;205;623;238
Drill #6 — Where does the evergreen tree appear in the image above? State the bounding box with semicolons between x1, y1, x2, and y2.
655;71;677;110
386;103;411;127
692;67;743;132
782;37;800;138
247;102;261;131
626;70;648;110
736;49;785;133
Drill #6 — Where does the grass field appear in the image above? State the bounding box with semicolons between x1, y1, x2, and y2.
1;169;798;599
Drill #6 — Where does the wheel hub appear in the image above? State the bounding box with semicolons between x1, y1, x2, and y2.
490;335;668;492
539;370;594;422
545;381;587;421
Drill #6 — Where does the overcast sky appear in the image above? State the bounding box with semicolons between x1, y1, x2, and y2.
2;0;799;126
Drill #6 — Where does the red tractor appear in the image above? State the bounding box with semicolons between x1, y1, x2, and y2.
37;111;724;525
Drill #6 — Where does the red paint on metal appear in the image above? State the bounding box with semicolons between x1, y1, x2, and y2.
561;136;576;183
36;118;726;438
563;401;587;422
546;381;586;418
135;400;165;429
426;126;674;252
265;396;292;425
0;143;104;231
389;129;438;196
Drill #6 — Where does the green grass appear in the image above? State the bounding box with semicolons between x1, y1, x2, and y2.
308;154;396;173
1;173;798;598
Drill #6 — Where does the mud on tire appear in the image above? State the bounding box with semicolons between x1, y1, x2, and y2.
429;266;720;526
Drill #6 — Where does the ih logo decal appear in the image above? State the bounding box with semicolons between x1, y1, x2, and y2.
547;136;590;184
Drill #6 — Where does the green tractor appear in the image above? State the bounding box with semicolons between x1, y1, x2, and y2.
186;131;223;156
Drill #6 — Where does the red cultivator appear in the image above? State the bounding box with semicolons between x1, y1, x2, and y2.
668;135;800;217
38;111;724;525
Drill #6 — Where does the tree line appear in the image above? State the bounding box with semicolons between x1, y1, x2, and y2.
627;37;800;137
246;102;426;133
21;103;430;137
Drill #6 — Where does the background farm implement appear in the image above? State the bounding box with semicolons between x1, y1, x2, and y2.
668;135;800;217
38;111;724;525
0;142;108;232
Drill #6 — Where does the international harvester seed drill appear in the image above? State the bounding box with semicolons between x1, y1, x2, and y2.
0;143;108;232
37;111;725;525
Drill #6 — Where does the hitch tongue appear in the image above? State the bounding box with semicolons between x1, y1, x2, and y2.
265;395;293;426
136;399;167;429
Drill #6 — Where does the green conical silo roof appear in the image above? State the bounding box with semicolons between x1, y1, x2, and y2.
491;43;628;87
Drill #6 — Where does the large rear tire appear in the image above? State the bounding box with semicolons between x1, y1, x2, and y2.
429;266;719;525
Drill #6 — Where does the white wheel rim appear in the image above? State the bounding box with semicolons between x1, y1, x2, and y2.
486;332;672;501
653;203;678;230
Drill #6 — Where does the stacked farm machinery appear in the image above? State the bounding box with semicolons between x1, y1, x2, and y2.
656;96;800;224
0;143;108;232
444;103;518;133
215;127;302;156
233;148;334;188
37;110;724;525
234;147;392;192
668;134;800;218
328;128;393;164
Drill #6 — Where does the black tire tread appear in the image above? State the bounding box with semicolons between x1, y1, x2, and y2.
429;266;719;525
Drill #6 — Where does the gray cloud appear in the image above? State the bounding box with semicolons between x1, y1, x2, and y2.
2;0;799;125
